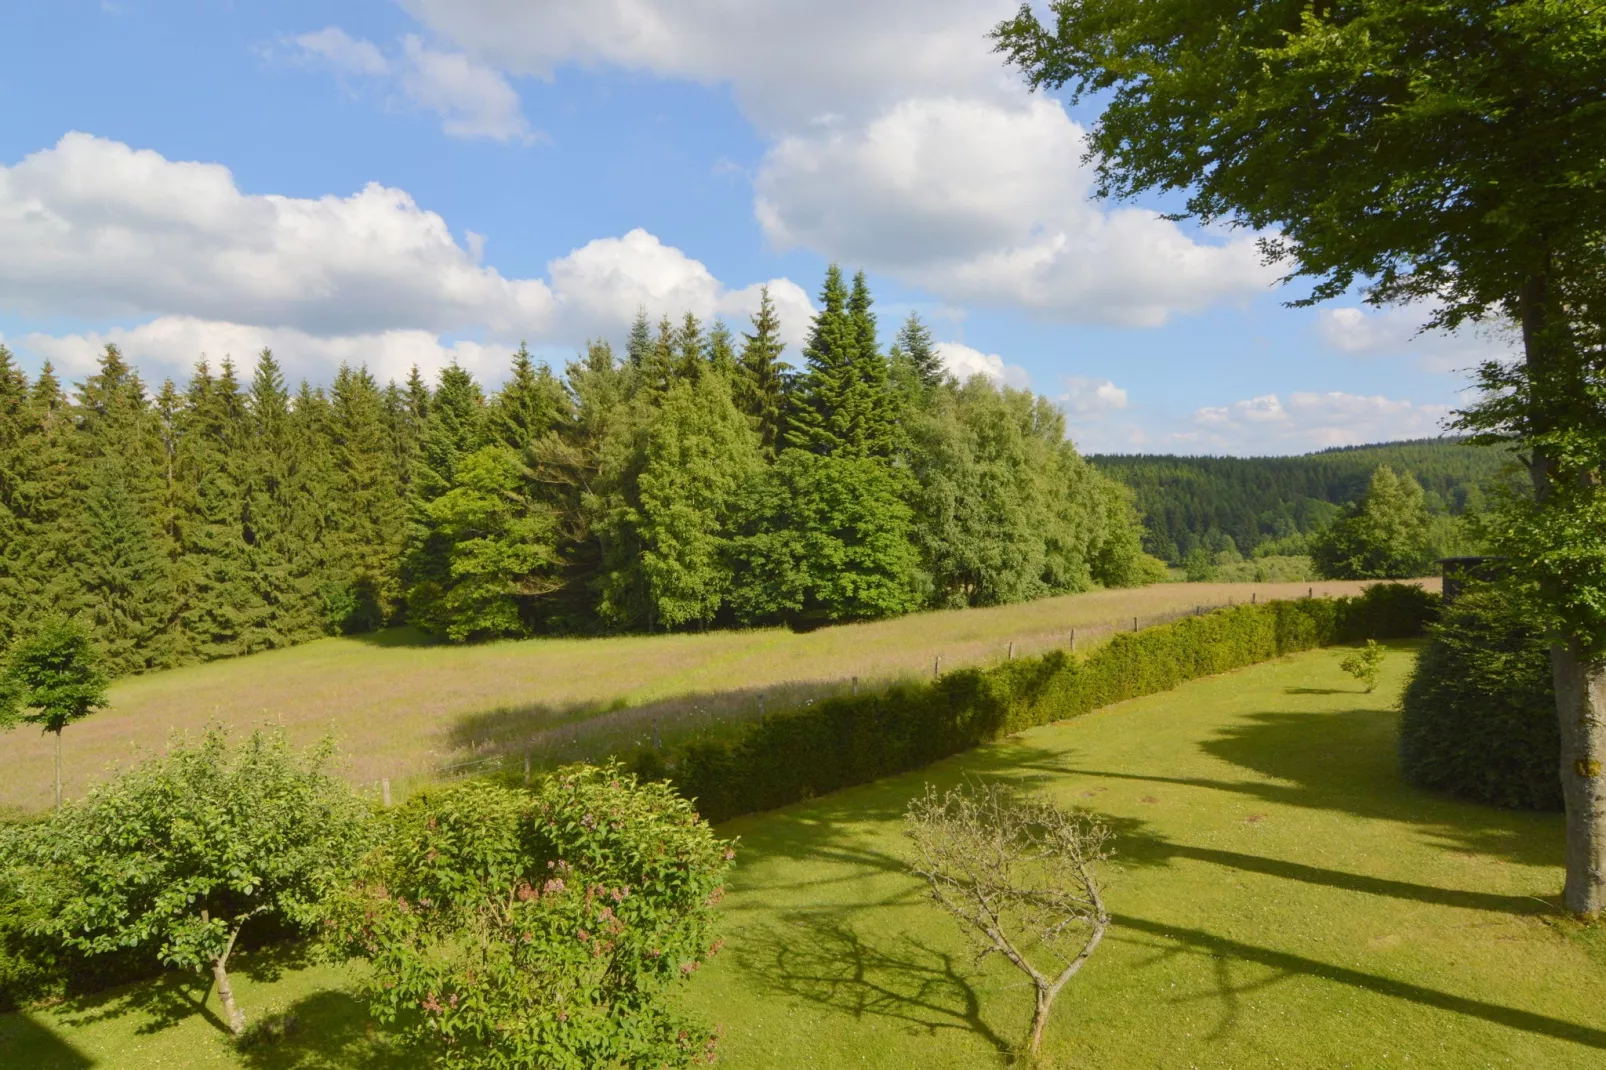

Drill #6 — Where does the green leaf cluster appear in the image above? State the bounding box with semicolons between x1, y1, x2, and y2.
324;768;732;1069
1310;466;1436;579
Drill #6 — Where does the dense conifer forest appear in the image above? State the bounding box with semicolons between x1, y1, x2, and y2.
1091;440;1518;563
0;267;1155;676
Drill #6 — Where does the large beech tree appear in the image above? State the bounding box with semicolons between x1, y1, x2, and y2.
996;0;1606;911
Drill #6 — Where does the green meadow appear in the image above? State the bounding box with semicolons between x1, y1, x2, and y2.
5;640;1599;1069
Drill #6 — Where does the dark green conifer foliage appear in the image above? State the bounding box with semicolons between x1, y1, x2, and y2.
69;346;176;674
17;364;76;628
736;286;789;455
890;312;944;389
707;320;738;381
245;351;323;645
0;349;31;644
674;313;705;379
174;359;274;659
404;365;488;628
625;308;653;368
788;266;897;458
489;344;569;452
326;365;406;631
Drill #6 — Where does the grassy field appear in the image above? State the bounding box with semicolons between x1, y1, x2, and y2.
4;641;1599;1069
0;579;1409;814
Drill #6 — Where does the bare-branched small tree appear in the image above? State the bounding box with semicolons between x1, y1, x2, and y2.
904;780;1111;1064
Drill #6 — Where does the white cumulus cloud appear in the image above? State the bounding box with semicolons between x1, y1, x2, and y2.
285;26;536;143
1315;304;1518;373
932;341;1030;388
1172;391;1454;455
3;135;814;383
398;2;1277;326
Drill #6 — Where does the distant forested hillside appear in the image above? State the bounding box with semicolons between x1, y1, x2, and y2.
1091;439;1520;563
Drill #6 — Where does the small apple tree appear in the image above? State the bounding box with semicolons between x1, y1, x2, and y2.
3;724;370;1034
1;616;110;809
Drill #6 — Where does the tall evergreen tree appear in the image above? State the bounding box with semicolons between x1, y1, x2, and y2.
787;266;897;458
625;308;653;369
404;365;488;628
70;346;178;673
707;320;738;381
489;344;569;452
244;351;323;645
736;286;789;455
0;347;29;643
326;365;406;631
890;312;944;388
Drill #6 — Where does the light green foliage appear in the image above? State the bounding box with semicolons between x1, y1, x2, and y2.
1310;466;1434;579
410;445;561;642
1183;547;1218;583
889;311;944;390
1;724;369;1032
325;767;732;1070
487;344;570;452
730;448;923;626
908;379;1157;606
0;616;109;736
1339;639;1387;692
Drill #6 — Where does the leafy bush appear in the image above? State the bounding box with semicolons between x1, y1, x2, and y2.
326;766;733;1070
632;584;1439;822
1399;586;1561;810
1340;640;1386;692
0;725;371;1031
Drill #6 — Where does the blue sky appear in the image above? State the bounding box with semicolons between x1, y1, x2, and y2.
0;0;1512;454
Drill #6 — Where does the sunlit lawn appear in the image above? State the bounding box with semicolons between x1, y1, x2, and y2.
5;640;1600;1068
0;579;1400;814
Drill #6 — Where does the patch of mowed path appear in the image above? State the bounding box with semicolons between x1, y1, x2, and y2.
0;580;1403;814
685;645;1603;1069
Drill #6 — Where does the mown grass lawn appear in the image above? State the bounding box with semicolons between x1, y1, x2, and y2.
6;640;1600;1068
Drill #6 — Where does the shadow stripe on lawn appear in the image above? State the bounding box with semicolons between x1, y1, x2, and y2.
1116;914;1606;1050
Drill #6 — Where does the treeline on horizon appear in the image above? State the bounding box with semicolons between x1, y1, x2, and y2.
0;266;1157;677
1090;440;1519;563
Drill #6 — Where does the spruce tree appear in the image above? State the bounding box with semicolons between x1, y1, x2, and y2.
489;344;569;452
625;308;653;369
70;346;178;673
707;320;738;381
16;364;76;628
890;312;944;388
736;286;789;455
0;348;29;644
404;365;488;628
787;266;897;458
245;351;322;645
674;312;705;379
326;365;406;631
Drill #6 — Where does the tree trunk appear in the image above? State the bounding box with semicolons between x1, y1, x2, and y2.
53;728;62;810
211;955;245;1035
1554;642;1606;913
1027;983;1052;1058
1519;271;1606;915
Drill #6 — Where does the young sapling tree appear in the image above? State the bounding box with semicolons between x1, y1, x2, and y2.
1;616;110;808
904;780;1111;1063
5;724;370;1034
1340;640;1388;693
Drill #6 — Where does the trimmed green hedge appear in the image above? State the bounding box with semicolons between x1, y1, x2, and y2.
632;583;1439;821
1399;585;1561;810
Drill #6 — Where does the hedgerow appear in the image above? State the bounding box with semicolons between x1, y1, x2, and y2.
1399;585;1561;810
631;584;1439;821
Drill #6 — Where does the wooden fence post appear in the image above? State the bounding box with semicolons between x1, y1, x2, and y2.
523;749;532;786
1070;628;1076;651
933;655;942;679
851;676;859;697
381;778;391;808
1007;641;1014;661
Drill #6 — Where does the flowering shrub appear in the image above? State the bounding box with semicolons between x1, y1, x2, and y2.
324;765;732;1069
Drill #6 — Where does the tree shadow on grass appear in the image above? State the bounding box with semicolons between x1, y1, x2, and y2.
49;969;230;1036
734;913;1015;1060
233;990;412;1070
1113;913;1606;1050
1044;704;1561;868
0;1012;94;1070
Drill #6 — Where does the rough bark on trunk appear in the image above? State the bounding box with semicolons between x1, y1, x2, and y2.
212;955;245;1036
1520;271;1606;915
1554;642;1606;914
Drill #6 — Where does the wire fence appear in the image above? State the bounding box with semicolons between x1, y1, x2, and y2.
388;590;1319;797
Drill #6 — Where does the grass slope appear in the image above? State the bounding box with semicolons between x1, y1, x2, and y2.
0;580;1401;814
5;642;1599;1068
